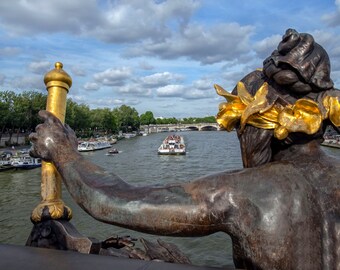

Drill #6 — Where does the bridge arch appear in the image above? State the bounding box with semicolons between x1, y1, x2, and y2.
200;125;218;131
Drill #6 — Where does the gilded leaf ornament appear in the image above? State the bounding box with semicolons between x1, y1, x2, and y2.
215;82;340;140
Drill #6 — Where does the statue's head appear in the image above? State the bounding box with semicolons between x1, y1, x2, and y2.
215;29;340;168
263;28;334;95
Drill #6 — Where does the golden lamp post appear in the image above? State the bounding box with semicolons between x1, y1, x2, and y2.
31;62;72;223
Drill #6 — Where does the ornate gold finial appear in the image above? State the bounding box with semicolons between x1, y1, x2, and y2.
31;61;72;223
44;62;72;92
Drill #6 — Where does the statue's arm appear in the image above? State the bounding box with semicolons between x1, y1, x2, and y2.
58;156;234;236
29;111;242;236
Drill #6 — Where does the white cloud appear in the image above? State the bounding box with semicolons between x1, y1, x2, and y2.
88;97;141;108
124;22;254;65
141;72;184;87
322;0;340;26
310;30;340;76
83;82;100;91
117;84;152;97
12;75;45;90
0;0;198;44
0;0;101;36
156;84;185;97
28;61;51;74
253;34;281;60
192;78;214;91
94;67;132;86
182;89;214;99
93;0;199;43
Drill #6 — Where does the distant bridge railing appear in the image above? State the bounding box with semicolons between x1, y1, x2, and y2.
141;123;221;133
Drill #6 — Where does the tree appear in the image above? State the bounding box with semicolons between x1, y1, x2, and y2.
87;108;118;135
113;105;140;133
140;111;156;125
66;100;91;132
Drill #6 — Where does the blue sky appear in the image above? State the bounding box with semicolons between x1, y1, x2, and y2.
1;0;340;118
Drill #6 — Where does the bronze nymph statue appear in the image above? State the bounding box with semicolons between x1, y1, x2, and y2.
29;29;340;269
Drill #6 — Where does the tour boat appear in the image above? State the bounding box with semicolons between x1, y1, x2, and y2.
123;133;137;139
0;160;13;171
0;151;13;171
10;155;41;169
321;135;340;149
158;135;186;155
78;141;112;152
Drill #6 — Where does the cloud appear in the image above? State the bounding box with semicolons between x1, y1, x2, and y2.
71;66;86;77
12;75;45;90
117;83;152;97
156;84;185;97
0;0;198;44
0;46;21;57
83;82;100;91
322;0;340;26
92;0;199;43
140;72;184;87
93;67;132;86
192;78;214;90
311;30;340;76
182;89;215;99
138;61;155;70
124;22;255;65
28;61;51;74
253;34;281;60
0;74;5;85
0;1;254;66
159;102;176;109
0;0;102;36
89;97;141;107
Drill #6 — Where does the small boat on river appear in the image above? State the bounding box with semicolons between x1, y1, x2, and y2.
78;141;112;152
321;135;340;149
158;135;186;155
106;148;120;156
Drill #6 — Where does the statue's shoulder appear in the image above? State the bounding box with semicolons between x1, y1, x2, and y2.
232;69;265;96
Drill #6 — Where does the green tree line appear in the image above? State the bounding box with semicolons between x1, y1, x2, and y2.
0;90;216;143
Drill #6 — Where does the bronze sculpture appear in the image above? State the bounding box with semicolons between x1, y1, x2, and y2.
29;29;340;269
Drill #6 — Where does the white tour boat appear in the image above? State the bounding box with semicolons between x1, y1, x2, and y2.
158;135;186;155
78;141;112;152
123;133;137;139
321;135;340;149
10;155;42;169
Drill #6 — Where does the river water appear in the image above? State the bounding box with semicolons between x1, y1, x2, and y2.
0;131;339;268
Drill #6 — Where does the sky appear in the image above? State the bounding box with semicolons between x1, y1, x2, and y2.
1;0;340;118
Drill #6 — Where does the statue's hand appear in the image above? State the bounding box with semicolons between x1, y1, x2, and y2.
29;110;78;162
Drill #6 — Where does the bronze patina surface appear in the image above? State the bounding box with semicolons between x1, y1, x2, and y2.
29;29;340;269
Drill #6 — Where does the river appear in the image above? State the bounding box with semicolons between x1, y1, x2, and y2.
0;131;339;268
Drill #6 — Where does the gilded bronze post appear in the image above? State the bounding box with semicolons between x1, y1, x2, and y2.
31;62;72;223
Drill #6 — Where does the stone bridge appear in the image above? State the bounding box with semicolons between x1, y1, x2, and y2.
141;123;221;133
